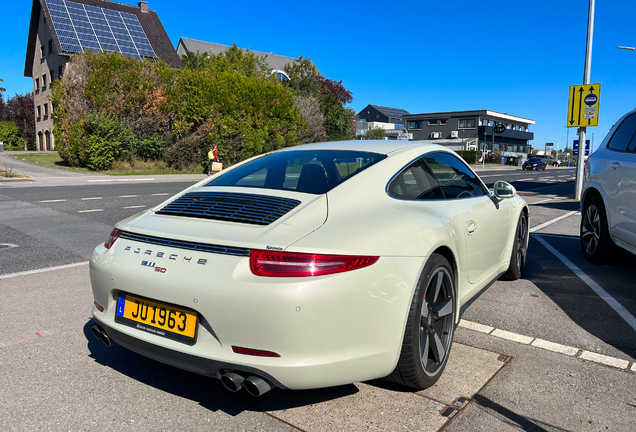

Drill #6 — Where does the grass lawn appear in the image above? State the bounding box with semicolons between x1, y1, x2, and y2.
10;153;204;176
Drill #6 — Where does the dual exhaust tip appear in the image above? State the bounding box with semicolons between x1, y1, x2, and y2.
91;326;272;397
91;325;113;347
220;372;272;397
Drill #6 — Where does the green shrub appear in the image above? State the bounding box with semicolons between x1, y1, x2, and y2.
365;126;386;140
0;121;21;149
459;150;478;164
137;134;166;160
84;115;138;170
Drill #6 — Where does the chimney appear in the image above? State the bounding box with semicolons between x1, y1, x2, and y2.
138;1;148;12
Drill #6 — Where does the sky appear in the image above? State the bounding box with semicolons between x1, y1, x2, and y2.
2;0;636;153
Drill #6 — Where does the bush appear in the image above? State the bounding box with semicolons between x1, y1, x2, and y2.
365;126;386;140
459;150;478;164
84;115;138;170
0;121;21;149
137;134;166;160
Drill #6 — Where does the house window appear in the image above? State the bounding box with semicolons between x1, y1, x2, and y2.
44;103;49;118
48;39;54;54
459;118;475;128
50;70;55;84
41;45;45;58
35;78;40;93
439;119;447;125
482;119;489;126
59;65;64;78
42;74;47;90
408;121;423;129
428;120;438;126
37;106;41;121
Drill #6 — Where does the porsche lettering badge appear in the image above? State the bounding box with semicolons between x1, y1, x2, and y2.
124;245;208;266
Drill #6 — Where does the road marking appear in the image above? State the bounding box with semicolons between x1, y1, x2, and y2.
81;197;103;200
123;205;145;209
529;211;579;233
492;329;534;344
78;209;103;213
516;178;534;181
534;235;636;332
0;262;89;280
152;193;169;196
458;320;493;334
87;178;155;182
119;195;138;198
38;199;67;203
459;319;633;371
529;198;556;205
532;339;579;356
580;351;630;369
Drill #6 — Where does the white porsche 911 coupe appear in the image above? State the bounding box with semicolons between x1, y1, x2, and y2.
90;140;529;397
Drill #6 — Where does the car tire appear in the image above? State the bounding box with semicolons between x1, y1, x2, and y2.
500;211;528;281
580;195;617;264
385;254;455;390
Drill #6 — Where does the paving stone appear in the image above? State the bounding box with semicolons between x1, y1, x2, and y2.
580;351;630;369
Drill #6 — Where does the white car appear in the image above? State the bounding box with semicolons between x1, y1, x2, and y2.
89;141;529;396
581;109;636;263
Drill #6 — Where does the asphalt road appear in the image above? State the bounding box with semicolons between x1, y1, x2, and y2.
1;164;635;431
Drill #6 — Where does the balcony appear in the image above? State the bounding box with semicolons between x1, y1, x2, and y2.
478;126;534;141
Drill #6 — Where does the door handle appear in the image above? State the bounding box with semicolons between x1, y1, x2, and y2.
610;162;621;170
466;220;477;235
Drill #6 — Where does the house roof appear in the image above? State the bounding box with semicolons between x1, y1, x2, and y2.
403;109;535;125
176;37;319;75
369;105;411;119
24;0;182;77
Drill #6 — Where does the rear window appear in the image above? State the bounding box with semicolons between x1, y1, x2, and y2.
206;150;386;194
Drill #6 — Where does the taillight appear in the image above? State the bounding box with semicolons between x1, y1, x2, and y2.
104;228;122;249
250;250;379;277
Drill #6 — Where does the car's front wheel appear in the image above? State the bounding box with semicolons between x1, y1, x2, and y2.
581;195;616;263
386;254;455;390
501;211;528;281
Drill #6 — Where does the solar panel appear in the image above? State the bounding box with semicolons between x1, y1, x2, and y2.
44;0;156;59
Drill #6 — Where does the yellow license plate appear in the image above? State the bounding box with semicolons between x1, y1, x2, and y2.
115;292;198;345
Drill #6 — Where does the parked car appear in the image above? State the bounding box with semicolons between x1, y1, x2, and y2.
89;141;529;396
527;154;561;167
522;157;547;171
581;110;636;263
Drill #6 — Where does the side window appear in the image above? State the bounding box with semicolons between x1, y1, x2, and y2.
425;152;488;199
607;113;636;152
388;158;445;200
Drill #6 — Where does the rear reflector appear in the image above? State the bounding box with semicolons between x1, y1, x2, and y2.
94;302;104;312
104;228;122;250
250;250;379;277
232;346;281;358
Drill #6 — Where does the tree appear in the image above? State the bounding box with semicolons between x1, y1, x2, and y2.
0;121;21;149
365;126;386;140
6;93;35;149
294;95;326;144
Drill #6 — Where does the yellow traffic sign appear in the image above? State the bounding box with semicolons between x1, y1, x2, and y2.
567;83;601;127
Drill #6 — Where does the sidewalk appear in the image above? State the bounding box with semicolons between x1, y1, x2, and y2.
0;153;207;186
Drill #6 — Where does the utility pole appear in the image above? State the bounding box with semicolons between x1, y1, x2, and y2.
575;0;595;201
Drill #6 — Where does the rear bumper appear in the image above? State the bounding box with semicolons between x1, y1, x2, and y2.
90;239;425;390
92;318;287;388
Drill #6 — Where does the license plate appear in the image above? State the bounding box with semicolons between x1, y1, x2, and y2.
115;292;198;345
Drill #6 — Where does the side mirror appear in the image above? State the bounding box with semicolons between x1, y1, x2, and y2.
493;181;516;200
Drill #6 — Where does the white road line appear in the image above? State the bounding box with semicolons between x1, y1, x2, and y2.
517;178;534;181
530;198;556;205
123;205;145;209
529;211;579;233
534;235;636;332
78;209;103;213
0;262;89;280
151;193;169;196
579;351;630;369
38;199;67;203
118;195;138;198
81;197;103;200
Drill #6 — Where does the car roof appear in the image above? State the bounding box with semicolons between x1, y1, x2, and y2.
276;140;440;155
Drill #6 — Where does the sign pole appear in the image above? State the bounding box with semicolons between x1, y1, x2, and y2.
575;0;595;201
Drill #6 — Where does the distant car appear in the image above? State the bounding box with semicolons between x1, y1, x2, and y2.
580;109;636;263
527;154;560;167
521;157;547;171
89;141;529;396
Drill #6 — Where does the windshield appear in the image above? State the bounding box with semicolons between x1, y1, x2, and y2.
206;150;387;194
527;158;542;162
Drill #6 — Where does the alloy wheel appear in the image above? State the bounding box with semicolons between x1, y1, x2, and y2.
419;268;454;376
516;215;528;274
581;204;601;255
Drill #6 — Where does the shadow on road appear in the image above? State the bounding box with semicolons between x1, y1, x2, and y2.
525;235;636;359
82;321;358;414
